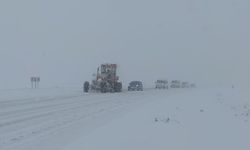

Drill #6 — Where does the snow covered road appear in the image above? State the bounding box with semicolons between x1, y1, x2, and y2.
0;87;249;150
0;88;160;150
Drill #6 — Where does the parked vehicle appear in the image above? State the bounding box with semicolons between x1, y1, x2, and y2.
128;81;143;91
155;80;168;89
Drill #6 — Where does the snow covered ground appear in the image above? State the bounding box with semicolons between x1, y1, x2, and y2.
63;87;250;150
0;87;249;150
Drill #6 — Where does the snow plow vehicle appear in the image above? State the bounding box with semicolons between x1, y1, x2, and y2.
84;64;122;93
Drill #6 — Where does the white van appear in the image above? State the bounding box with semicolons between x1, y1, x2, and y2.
155;80;168;89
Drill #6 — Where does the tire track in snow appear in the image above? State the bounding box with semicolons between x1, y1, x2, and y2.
0;91;153;150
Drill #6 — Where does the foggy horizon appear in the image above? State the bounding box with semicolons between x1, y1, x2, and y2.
0;0;249;89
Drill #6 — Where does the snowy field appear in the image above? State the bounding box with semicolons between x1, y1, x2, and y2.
0;87;249;150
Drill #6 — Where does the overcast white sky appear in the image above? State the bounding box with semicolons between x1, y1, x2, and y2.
0;0;249;89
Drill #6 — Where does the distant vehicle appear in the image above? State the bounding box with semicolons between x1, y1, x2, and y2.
155;80;168;89
190;83;196;88
128;81;143;91
170;80;181;88
181;82;189;88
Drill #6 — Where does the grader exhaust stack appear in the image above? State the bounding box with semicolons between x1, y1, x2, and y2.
84;64;122;93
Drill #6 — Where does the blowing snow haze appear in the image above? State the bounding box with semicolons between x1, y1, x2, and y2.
0;0;249;89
